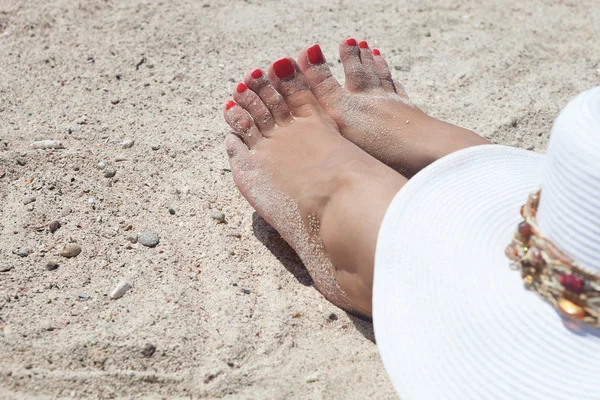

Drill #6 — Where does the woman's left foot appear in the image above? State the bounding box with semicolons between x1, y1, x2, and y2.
224;58;406;317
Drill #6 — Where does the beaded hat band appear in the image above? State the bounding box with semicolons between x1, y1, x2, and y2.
506;190;600;327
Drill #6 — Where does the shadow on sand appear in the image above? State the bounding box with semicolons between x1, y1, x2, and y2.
251;212;375;343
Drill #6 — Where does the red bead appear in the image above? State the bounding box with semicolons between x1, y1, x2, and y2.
559;274;584;293
518;221;533;241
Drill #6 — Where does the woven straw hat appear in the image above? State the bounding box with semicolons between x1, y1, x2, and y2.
373;86;600;400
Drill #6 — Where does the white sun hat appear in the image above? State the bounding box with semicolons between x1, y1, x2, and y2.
373;86;600;400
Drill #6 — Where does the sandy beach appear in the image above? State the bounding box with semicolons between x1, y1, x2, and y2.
1;0;598;398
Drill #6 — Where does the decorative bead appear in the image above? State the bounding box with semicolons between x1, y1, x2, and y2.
557;297;585;320
505;243;520;261
523;275;534;286
559;274;585;293
518;222;533;242
527;245;543;265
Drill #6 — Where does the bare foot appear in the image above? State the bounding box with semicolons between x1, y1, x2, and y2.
224;58;406;316
289;40;490;177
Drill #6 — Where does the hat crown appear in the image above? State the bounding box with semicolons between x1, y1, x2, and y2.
537;86;600;272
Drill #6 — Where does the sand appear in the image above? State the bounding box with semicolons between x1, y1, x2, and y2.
0;0;598;398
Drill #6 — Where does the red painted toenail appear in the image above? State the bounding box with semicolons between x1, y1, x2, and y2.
251;69;263;79
237;83;247;93
225;101;236;110
346;38;357;46
358;41;368;49
273;58;295;78
371;48;380;56
307;44;325;65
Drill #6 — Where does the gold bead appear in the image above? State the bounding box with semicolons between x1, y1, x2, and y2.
523;276;534;286
557;297;586;320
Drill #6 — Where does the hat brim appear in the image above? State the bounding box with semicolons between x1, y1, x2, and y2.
373;145;600;400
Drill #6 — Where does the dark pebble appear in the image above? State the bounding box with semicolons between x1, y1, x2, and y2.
142;343;156;357
168;208;175;215
241;289;250;295
16;159;26;166
13;249;29;258
45;261;59;271
328;313;338;321
48;220;61;233
104;168;116;178
78;294;90;301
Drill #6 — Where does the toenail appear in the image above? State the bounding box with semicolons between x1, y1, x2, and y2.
307;44;325;65
225;100;236;110
251;69;263;79
358;41;368;49
346;38;357;46
237;83;248;93
273;58;295;79
371;48;380;56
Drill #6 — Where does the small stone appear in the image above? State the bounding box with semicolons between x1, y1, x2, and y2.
306;374;319;383
517;222;533;242
121;139;134;149
88;197;95;204
13;249;29;258
328;313;338;321
97;161;106;169
0;263;13;272
23;196;36;205
138;231;159;247
48;220;61;233
30;140;64;150
127;233;138;244
111;99;120;105
151;145;160;151
104;168;116;178
16;158;26;166
78;293;90;301
142;343;156;357
559;274;584;293
241;289;251;294
504;243;520;261
211;211;226;223
557;296;585;320
109;280;132;299
60;244;82;258
168;208;175;215
45;261;59;271
292;312;301;318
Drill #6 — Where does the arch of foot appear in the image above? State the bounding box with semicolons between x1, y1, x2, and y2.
537;86;600;272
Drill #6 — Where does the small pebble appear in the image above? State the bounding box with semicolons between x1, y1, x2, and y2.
0;263;13;272
13;249;29;258
48;220;61;233
16;159;26;166
168;208;175;215
328;313;338;321
127;233;138;244
121;139;134;149
23;196;36;205
142;343;156;357
241;289;251;295
97;161;106;169
138;231;160;247
45;261;59;271
78;293;90;301
211;211;226;223
60;244;82;258
111;99;120;105
109;280;132;299
182;187;190;195
306;374;319;383
104;168;116;178
30;140;64;150
151;145;160;151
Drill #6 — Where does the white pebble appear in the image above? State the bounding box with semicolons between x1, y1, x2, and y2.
30;140;63;150
109;280;132;300
121;139;134;149
97;161;106;169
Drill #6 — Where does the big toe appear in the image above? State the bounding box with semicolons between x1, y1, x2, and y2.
268;57;323;118
296;44;344;107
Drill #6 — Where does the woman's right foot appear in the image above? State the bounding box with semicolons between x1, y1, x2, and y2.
290;40;490;177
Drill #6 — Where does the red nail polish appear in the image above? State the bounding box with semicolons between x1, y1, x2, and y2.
225;101;236;110
358;41;368;49
307;44;325;65
237;83;247;93
251;69;263;79
346;38;357;46
371;49;380;56
273;58;295;78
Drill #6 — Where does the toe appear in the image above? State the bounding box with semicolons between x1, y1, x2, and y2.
370;49;396;93
356;41;383;90
339;38;374;92
245;68;293;126
268;57;322;118
296;44;344;107
232;82;276;133
223;101;263;147
225;131;249;160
